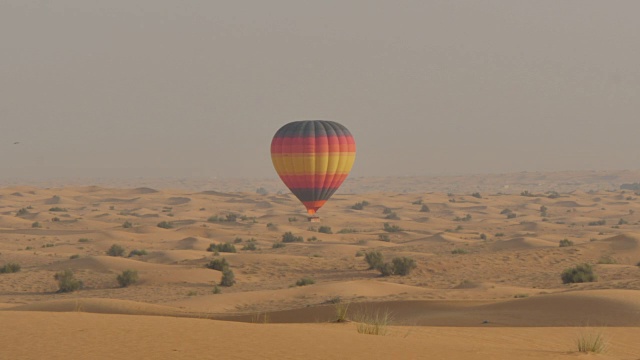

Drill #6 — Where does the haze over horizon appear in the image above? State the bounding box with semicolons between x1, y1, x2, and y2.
2;1;639;180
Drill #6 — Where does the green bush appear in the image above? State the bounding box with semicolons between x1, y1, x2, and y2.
31;221;41;228
207;242;237;253
272;242;286;249
157;221;173;229
364;251;384;270
471;192;482;198
392;257;417;275
220;268;236;286
559;239;574;247
384;212;400;220
0;263;21;274
49;207;67;212
295;277;315;286
122;221;133;228
561;263;597;284
378;262;395;277
206;258;229;271
382;207;393;214
69;254;80;259
117;269;139;287
282;232;303;243
383;223;402;232
16;208;29;216
242;242;257;251
78;238;90;243
128;249;148;257
337;228;358;234
212;285;222;294
318;226;333;234
419;204;430;212
378;234;390;242
54;269;83;293
588;220;606;226
107;244;126;257
451;248;468;254
351;202;366;210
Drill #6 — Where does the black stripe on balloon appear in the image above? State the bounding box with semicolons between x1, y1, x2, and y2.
273;120;352;138
290;187;342;202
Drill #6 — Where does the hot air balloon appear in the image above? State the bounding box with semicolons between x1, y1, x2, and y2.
271;120;356;220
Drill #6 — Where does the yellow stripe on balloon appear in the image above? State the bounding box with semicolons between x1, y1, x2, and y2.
272;153;355;176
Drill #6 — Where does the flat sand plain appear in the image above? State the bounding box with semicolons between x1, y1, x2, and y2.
1;182;640;359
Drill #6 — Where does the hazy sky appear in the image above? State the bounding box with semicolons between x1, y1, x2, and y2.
1;1;639;180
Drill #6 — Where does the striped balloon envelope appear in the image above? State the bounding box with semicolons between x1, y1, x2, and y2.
271;120;356;216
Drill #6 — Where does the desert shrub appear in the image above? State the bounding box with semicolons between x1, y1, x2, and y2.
471;192;482;198
337;228;358;234
559;239;574;247
0;263;21;274
351;201;369;210
225;214;237;222
69;254;80;259
520;190;534;197
220;268;236;286
514;294;529;298
318;226;332;234
597;256;617;264
500;208;513;215
122;221;133;228
355;250;364;257
392;257;416;276
256;187;268;195
288;217;298;222
412;199;423;205
383;223;402;232
157;221;173;229
16;208;29;216
128;249;147;257
117;269;139;287
451;248;468;254
207;215;222;222
507;213;517;219
78;238;90;243
242;242;257;251
382;207;393;214
282;232;303;243
378;234;390;242
31;221;41;228
207;242;237;253
212;285;222;294
307;236;319;242
495;232;505;237
54;269;83;293
588;220;606;226
454;214;472;222
364;251;384;270
618;218;629;225
378;262;395;277
384;212;400;220
561;263;597;284
419;204;430;212
295;277;315;286
206;258;229;271
107;244;125;257
42;243;54;248
272;242;286;249
49;207;67;212
479;233;487;240
233;237;243;243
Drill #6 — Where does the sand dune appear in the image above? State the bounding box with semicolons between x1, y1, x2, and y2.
2;183;640;359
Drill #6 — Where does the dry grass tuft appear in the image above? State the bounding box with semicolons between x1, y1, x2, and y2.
354;308;392;336
576;330;607;353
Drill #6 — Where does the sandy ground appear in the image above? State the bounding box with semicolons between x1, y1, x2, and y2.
1;178;640;358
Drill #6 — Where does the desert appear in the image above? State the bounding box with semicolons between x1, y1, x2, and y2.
1;172;640;359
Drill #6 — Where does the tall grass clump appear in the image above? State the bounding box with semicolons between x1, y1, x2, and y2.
576;330;607;353
354;308;392;336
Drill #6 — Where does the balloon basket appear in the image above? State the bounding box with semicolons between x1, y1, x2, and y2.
308;216;320;223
